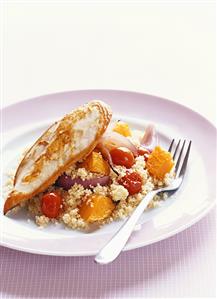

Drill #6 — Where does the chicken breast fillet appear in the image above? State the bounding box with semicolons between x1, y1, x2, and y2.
4;100;112;214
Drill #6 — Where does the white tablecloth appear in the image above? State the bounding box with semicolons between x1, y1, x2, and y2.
1;2;216;298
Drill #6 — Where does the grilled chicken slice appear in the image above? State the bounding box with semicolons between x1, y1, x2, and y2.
4;100;112;214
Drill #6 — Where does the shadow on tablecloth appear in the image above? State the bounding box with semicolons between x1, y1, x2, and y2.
1;209;216;299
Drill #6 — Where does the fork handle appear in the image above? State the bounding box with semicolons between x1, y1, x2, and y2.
95;190;157;264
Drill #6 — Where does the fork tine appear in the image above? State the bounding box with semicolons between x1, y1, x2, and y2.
168;139;174;152
175;140;186;174
173;139;181;159
178;141;192;177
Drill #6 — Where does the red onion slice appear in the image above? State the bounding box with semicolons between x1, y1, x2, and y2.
56;174;111;190
96;144;119;175
97;143;113;165
140;124;158;150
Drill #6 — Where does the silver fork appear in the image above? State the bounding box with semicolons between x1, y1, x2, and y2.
95;139;192;265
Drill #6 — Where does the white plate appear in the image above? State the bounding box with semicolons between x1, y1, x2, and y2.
1;90;216;256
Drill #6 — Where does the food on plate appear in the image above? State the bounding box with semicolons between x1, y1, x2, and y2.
110;147;135;168
118;172;142;195
79;194;115;222
41;191;62;218
56;173;111;190
146;146;174;180
112;121;132;137
81;151;110;175
4;100;175;230
4;100;111;214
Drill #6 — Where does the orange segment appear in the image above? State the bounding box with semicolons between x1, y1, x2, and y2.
113;121;132;137
146;146;174;180
81;151;110;175
79;194;115;222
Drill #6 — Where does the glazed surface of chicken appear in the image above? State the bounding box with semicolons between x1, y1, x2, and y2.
4;100;112;214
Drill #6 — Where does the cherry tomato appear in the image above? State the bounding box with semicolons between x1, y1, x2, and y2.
118;172;142;195
110;147;135;168
138;147;151;161
41;192;62;218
